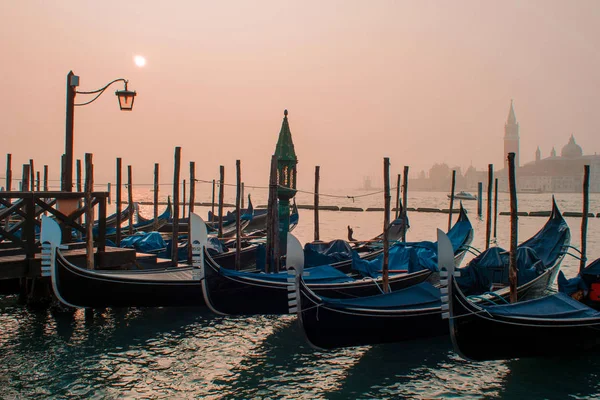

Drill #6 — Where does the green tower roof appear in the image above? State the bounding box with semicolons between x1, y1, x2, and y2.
274;109;297;162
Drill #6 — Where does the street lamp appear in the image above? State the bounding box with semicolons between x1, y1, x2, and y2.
63;71;137;191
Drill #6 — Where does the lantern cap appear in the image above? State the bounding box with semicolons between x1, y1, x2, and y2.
274;109;297;162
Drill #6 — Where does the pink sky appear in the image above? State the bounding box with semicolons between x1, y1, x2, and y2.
1;0;599;190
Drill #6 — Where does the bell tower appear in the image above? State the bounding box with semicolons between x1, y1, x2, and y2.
504;100;520;169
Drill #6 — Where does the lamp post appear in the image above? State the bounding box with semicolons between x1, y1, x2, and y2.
63;71;137;192
274;109;298;267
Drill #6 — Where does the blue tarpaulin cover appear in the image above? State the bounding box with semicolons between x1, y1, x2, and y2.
350;213;471;278
456;247;546;296
320;281;441;310
304;240;354;268
120;232;167;253
220;264;355;284
483;292;600;319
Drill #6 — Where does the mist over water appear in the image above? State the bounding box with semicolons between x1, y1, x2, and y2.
2;192;600;398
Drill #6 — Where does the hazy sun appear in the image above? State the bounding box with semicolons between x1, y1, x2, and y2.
134;55;146;67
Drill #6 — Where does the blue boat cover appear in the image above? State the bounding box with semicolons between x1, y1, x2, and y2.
484;292;600;319
557;271;587;296
120;232;167;253
321;282;441;310
519;206;569;268
304;240;353;268
352;242;439;277
220;264;355;284
456;246;546;296
351;214;471;278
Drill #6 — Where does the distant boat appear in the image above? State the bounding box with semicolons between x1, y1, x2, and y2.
448;191;477;201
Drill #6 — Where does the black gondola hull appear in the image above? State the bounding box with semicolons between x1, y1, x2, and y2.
449;279;600;361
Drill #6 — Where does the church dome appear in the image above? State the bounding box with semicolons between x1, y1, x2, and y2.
561;134;583;158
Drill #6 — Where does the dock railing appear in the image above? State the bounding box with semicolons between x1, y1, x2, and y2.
0;191;108;268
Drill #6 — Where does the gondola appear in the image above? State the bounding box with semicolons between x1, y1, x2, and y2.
295;201;570;349
445;259;600;361
105;199;172;238
44;214;259;308
200;206;473;316
101;202;137;229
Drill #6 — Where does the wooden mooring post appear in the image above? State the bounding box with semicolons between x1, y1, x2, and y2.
382;158;391;293
189;162;196;217
36;171;40;191
401;166;409;242
43;165;48;191
235;160;242;270
486;164;493;249
395;174;401;219
22;164;30;191
266;155;279;273
507;153;518;303
76;159;83;239
448;170;456;231
153;163;159;230
580;165;590;273
115;158;122;246
182;179;186;220
493;177;498;240
172;147;181;266
211;179;216;221
29;159;34;190
85;153;94;270
477;182;483;218
127;165;133;235
241;182;245;209
218;165;225;238
6;154;12;191
314;165;320;241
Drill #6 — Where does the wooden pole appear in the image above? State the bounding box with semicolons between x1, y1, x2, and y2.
43;165;48;191
76;159;82;192
383;158;391;293
84;153;94;270
127;165;133;235
29;159;34;190
60;154;66;192
115;158;122;246
235;160;242;270
266;155;279;273
395;174;401;219
314;165;320;241
486;164;493;249
36;171;40;191
172;147;181;266
401;166;409;242
182;179;186;220
580;165;590;273
22;164;30;191
189;162;196;216
493;177;498;240
218;165;225;238
107;183;111;204
507;152;518;303
6;154;12;191
211;179;216;221
153;163;159;231
448;170;456;231
477;182;483;218
241;182;245;209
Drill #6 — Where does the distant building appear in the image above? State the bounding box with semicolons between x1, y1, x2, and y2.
498;101;600;193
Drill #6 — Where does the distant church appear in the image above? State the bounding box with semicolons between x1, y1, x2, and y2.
498;101;600;193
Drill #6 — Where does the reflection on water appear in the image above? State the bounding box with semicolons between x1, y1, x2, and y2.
2;192;600;398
